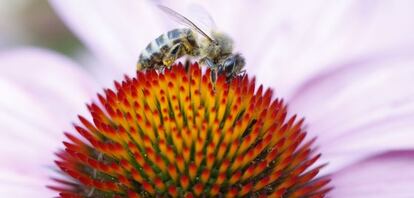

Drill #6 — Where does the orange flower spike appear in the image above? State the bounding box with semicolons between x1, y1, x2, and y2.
225;187;238;198
193;106;203;128
211;129;221;145
218;159;230;174
183;146;191;163
193;183;204;196
172;128;183;152
127;191;140;198
194;151;203;167
141;182;155;194
178;84;188;108
199;73;210;104
202;122;211;141
118;175;132;188
189;163;197;181
190;63;201;84
229;150;244;171
150;109;161;128
200;169;210;183
189;125;198;144
241;164;256;181
210;184;221;196
206;153;215;169
269;188;287;197
180;175;190;190
163;145;175;165
132;151;145;168
153;177;166;191
131;169;144;183
142;91;157;114
139;135;151;151
167;164;178;181
168;185;178;197
62;133;87;153
142;163;156;181
230;121;244;141
175;111;184;130
217;97;227;123
192;87;202;110
158;93;169;113
239;182;253;196
176;155;185;174
183;102;193;125
194;136;204;154
206;142;215;157
144;146;157;165
220;114;233;132
181;128;192;146
227;139;240;160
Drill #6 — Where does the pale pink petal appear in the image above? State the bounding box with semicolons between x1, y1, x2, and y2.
288;49;414;173
0;170;54;197
252;0;414;98
330;151;414;197
193;0;328;69
0;48;98;196
49;0;167;77
0;48;98;128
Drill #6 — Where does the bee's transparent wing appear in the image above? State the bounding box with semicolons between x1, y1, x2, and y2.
157;5;214;42
186;3;217;33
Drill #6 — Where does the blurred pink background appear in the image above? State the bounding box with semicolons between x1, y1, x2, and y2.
1;1;414;197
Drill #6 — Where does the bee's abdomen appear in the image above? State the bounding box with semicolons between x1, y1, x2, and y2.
137;28;199;70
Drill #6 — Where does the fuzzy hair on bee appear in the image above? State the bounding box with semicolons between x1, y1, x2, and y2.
199;31;234;61
136;5;245;81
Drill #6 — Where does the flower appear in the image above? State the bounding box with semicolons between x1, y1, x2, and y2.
1;0;414;197
50;63;330;197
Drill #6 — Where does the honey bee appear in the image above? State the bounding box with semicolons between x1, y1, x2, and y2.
137;5;245;81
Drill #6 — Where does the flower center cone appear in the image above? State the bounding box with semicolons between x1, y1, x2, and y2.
49;62;331;197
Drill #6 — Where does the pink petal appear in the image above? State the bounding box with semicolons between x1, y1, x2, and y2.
0;48;98;196
330;151;414;197
0;170;54;197
193;0;329;69
49;0;166;76
288;49;414;173
252;0;414;97
0;48;98;129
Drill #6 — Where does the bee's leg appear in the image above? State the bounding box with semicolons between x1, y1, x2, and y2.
239;69;247;77
184;59;191;72
203;58;219;83
203;58;215;69
158;65;166;74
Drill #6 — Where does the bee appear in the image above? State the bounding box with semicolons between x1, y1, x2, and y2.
137;5;245;81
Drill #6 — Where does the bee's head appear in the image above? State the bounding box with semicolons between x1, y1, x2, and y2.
201;31;234;59
218;53;245;79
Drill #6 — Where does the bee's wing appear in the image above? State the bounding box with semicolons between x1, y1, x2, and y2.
157;5;214;42
187;3;217;32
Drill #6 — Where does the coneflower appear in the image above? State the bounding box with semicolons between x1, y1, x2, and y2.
50;63;330;197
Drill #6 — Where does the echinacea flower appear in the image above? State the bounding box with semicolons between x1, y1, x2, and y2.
1;0;414;197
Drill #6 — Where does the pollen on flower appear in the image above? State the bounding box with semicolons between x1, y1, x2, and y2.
49;63;331;197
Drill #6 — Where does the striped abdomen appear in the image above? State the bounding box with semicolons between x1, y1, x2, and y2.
137;28;199;70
